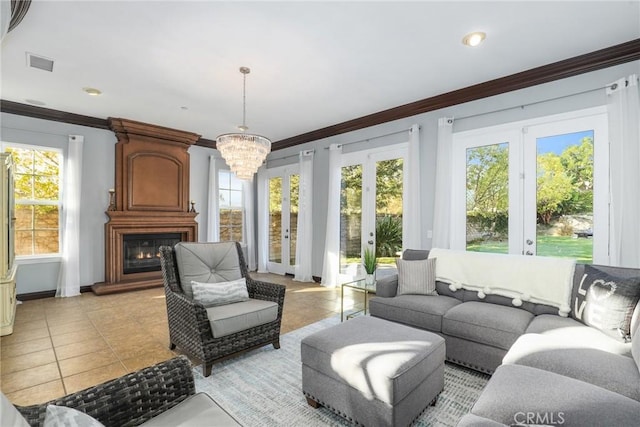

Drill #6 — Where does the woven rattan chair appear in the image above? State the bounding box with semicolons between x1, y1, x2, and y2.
159;241;285;377
15;356;195;427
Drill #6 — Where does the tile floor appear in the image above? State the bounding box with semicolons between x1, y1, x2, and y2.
0;273;370;406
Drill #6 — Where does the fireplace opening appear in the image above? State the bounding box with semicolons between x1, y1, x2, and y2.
123;233;181;274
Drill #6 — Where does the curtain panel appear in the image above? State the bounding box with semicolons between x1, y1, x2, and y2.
294;150;314;282
432;118;454;249
320;144;343;287
207;155;220;242
607;75;640;268
404;124;422;250
56;135;84;297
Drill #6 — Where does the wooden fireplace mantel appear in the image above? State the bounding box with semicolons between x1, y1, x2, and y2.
92;119;201;295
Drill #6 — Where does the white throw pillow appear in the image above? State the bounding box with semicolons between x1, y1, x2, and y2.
1;393;30;427
396;257;437;296
191;278;250;307
44;405;105;427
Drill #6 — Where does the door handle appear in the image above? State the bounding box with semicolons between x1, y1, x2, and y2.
526;239;533;245
525;250;533;255
368;240;374;245
284;235;289;239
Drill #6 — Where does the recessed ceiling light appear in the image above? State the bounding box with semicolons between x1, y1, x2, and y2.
462;31;486;47
25;99;46;106
83;87;102;96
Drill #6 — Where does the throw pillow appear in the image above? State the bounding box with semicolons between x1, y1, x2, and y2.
580;265;640;341
191;278;249;307
44;405;105;427
1;393;30;427
396;257;437;296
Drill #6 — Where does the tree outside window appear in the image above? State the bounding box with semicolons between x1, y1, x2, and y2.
5;146;62;256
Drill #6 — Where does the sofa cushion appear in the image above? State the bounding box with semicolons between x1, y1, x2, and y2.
504;334;640;400
470;364;640;427
140;392;241;427
174;242;242;299
578;265;640;341
206;298;278;338
44;405;104;427
396;257;437;296
442;302;533;350
370;294;461;332
191;278;249;307
456;414;508;427
524;313;585;333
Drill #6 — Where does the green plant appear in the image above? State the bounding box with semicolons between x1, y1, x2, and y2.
363;247;377;274
375;215;402;257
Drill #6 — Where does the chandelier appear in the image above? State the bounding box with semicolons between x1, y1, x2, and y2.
216;66;271;181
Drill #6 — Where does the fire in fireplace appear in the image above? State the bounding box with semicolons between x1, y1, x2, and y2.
123;233;181;274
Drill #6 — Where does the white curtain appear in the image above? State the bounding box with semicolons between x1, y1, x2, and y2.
242;180;257;271
321;144;343;287
56;135;84;297
206;155;220;242
256;166;269;272
607;75;640;268
0;1;10;43
294;150;314;282
432;117;454;249
403;124;422;249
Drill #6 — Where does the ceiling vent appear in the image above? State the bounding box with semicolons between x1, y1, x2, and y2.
26;52;54;72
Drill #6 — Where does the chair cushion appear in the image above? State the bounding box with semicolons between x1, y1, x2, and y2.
470;364;640;426
206;298;278;338
140;392;241;427
174;242;242;299
370;294;461;332
442;302;533;350
396;257;437;296
192;278;249;307
504;333;640;400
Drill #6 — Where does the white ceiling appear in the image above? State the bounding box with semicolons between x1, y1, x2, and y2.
1;1;639;144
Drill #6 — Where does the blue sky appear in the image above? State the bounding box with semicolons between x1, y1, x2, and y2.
537;130;593;155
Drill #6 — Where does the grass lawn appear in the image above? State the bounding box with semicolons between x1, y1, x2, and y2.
467;235;593;263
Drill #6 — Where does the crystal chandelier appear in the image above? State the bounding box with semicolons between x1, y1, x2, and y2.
216;67;271;181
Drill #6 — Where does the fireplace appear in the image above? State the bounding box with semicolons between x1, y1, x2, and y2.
123;233;181;274
92;118;200;295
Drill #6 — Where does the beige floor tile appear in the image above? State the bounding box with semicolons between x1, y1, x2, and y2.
1;348;57;375
48;320;96;337
120;349;177;373
1;337;52;359
4;380;66;406
10;318;48;333
58;349;120;377
1;362;60;393
51;328;103;348
63;362;127;394
0;327;50;346
46;311;90;325
110;340;169;361
54;337;109;360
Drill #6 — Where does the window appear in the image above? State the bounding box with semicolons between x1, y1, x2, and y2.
5;145;62;257
218;170;244;242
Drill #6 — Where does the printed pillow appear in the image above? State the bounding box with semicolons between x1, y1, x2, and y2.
191;278;249;307
581;265;640;341
396;257;437;296
44;405;105;427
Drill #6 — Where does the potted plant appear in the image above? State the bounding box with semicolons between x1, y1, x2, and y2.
363;247;377;286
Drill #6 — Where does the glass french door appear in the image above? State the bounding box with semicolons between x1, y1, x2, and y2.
339;145;407;279
266;165;299;275
453;109;608;264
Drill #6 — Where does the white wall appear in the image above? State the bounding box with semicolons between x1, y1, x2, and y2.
2;60;638;292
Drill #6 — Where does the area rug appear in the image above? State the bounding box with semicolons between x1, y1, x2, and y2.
194;316;489;426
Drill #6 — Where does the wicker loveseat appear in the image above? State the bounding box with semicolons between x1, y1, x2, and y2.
159;241;286;376
10;356;241;426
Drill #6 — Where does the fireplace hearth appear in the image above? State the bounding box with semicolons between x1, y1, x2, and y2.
92;118;200;295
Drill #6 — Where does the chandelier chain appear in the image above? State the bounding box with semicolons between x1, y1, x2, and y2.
242;71;247;129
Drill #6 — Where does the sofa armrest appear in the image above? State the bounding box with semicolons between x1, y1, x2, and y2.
376;274;399;297
16;356;195;427
247;278;286;319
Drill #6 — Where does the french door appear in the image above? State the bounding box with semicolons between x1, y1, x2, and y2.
452;108;608;264
266;165;299;275
339;145;408;279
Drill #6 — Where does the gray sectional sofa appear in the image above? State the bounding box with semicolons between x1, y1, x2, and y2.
369;249;640;426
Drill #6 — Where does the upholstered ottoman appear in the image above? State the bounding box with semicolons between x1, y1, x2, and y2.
301;316;445;426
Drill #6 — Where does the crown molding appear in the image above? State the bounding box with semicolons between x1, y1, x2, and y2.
2;39;639;151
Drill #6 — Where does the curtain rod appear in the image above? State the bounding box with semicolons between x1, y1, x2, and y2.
453;83;617;122
266;148;315;164
323;127;413;150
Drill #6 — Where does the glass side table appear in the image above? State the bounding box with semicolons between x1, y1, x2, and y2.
341;278;377;322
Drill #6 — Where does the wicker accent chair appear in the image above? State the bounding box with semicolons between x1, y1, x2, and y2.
15;356;195;427
159;241;286;377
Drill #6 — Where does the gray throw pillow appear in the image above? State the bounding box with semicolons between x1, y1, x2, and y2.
581;265;640;341
44;405;105;427
396;257;437;296
191;278;249;307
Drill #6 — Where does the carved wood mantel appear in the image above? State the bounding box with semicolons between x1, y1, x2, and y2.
92;118;201;295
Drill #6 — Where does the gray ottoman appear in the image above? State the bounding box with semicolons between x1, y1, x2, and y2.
301;316;445;426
